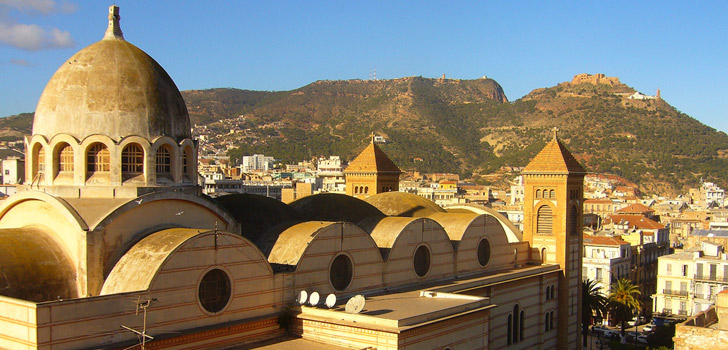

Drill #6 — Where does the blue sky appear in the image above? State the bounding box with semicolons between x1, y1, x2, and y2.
2;1;727;133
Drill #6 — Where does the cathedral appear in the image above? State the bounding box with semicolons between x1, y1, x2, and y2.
0;7;584;350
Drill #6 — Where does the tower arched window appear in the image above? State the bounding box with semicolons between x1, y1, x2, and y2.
536;189;541;198
549;189;555;198
512;304;520;344
537;205;554;235
520;310;525;341
87;143;109;173
507;314;513;345
570;205;579;235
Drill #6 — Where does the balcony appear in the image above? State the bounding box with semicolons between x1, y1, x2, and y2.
678;309;688;316
662;308;672;315
663;289;688;297
695;274;718;281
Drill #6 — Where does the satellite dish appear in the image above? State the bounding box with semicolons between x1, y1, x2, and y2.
297;290;308;305
345;295;366;314
325;294;337;308
309;291;320;306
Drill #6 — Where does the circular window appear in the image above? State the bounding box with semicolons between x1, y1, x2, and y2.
198;268;231;313
330;254;354;291
413;245;431;277
477;238;491;267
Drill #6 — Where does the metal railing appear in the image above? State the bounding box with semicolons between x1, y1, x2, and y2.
663;289;688;297
695;274;718;281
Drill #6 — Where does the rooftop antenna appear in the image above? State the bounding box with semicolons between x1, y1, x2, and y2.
121;298;156;350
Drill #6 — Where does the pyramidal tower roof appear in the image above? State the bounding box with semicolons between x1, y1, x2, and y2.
345;137;401;174
523;128;586;174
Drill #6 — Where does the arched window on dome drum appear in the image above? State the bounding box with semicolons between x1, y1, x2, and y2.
155;145;172;176
32;144;45;183
537;205;553;235
87;143;110;173
182;146;193;181
57;143;74;173
122;144;144;181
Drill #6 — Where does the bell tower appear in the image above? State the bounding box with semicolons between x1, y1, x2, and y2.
522;128;585;349
344;135;401;199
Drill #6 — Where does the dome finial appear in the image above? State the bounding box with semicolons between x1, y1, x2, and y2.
552;127;559;141
104;5;124;40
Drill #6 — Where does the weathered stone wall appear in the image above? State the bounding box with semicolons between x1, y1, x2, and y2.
674;307;728;350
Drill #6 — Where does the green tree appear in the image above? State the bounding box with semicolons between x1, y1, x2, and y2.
582;279;608;347
608;278;641;340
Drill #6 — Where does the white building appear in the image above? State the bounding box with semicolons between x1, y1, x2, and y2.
653;243;728;319
242;154;275;172
1;157;24;185
316;156;345;193
582;235;632;296
510;175;524;205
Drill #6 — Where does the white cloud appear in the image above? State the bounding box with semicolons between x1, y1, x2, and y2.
0;0;74;14
9;58;34;66
0;21;74;50
0;0;76;51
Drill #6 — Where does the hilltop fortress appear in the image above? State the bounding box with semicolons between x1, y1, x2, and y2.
571;73;621;86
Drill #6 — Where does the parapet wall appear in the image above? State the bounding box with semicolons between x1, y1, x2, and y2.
674;306;728;350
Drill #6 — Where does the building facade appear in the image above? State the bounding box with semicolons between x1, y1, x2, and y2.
653;245;728;319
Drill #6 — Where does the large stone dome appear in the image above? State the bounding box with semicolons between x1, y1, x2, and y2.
32;7;190;142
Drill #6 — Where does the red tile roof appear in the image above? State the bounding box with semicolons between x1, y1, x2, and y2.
583;235;630;246
609;214;665;230
618;203;654;214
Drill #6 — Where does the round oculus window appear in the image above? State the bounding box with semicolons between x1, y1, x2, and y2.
198;268;231;313
329;254;354;291
477;238;491;267
413;245;431;277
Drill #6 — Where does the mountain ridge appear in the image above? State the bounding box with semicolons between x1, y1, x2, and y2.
3;75;726;195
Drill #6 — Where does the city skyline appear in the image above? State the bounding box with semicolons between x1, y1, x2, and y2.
1;1;727;133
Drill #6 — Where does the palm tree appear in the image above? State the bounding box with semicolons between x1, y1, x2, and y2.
607;278;641;341
582;279;608;347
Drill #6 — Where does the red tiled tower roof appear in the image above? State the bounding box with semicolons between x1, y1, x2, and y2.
523;131;585;174
345;142;401;174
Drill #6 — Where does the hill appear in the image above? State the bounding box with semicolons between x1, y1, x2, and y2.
4;75;728;195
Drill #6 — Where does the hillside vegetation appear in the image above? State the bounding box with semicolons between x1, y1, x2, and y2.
183;77;728;195
4;76;727;195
